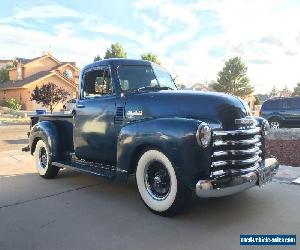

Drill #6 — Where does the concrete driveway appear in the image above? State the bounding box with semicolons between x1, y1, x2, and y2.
0;150;299;250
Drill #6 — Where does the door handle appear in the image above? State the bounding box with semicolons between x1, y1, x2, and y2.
77;104;85;108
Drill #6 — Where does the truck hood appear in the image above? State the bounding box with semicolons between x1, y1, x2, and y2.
124;90;249;130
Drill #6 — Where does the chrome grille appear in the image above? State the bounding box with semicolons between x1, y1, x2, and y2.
211;126;262;177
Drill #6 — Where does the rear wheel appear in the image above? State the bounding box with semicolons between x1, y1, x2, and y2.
136;149;192;217
34;140;59;179
269;118;281;129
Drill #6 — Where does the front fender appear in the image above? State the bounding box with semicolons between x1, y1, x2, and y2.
116;118;212;189
29;121;59;161
264;113;284;121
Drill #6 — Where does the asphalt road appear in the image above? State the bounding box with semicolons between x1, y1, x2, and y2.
0;150;299;250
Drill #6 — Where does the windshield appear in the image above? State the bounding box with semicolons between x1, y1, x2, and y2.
118;65;177;91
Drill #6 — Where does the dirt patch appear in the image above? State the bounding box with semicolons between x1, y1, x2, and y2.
0;124;29;152
266;139;300;167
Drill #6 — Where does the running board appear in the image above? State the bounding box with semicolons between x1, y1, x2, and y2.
53;158;116;180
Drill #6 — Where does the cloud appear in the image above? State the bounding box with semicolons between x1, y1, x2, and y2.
80;17;137;41
168;0;300;93
248;59;273;65
138;14;168;36
259;36;284;47
0;24;111;67
14;3;81;20
1;0;300;94
285;50;298;56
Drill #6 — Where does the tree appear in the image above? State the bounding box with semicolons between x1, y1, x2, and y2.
94;55;102;62
292;82;300;96
104;42;127;59
31;82;69;113
254;95;260;105
212;57;254;98
0;64;13;83
140;52;161;65
270;86;278;97
281;85;292;97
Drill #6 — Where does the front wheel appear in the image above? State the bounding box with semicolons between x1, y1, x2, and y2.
34;140;59;179
136;149;192;217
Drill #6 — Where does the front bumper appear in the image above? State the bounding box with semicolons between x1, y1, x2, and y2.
195;158;279;198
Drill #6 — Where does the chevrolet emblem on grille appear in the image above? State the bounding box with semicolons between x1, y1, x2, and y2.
235;118;255;125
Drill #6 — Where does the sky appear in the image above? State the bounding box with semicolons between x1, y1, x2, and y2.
1;0;300;94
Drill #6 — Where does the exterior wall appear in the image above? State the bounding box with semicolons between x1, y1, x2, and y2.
25;74;77;111
23;56;59;78
9;68;17;81
243;95;256;111
0;88;28;108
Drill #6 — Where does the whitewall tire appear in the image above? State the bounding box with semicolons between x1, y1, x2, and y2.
34;140;59;179
136;149;192;216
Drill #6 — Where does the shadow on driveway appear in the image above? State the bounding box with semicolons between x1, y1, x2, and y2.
4;139;28;145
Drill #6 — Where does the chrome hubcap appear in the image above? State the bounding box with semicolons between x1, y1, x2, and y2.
270;121;280;129
39;147;47;168
144;161;171;201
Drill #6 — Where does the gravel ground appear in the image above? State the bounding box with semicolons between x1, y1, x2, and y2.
266;128;300;167
266;140;300;167
0;124;29;152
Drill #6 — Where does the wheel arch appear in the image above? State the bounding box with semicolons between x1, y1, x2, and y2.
29;121;60;161
30;136;42;155
266;114;284;122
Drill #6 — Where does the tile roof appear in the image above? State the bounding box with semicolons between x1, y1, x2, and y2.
0;59;11;63
0;71;51;89
21;56;43;65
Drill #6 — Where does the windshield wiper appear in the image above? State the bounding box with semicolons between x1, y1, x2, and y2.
137;86;174;92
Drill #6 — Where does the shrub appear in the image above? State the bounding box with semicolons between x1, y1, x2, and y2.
6;98;22;111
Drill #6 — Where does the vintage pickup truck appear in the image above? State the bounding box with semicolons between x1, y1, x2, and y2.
24;59;279;216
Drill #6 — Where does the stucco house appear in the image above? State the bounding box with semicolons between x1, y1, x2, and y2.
0;53;79;111
190;83;215;92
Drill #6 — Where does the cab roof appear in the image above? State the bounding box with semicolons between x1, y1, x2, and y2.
82;58;153;72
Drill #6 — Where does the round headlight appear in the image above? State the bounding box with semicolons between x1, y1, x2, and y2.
196;123;212;147
262;120;270;136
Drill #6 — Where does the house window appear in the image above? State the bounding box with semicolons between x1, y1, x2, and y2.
63;69;73;79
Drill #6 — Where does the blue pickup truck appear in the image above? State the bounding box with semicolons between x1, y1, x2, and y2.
24;59;278;216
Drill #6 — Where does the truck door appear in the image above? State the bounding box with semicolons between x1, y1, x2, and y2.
73;66;117;165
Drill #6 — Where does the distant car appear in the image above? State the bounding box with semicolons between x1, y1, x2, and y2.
63;98;77;111
260;97;300;129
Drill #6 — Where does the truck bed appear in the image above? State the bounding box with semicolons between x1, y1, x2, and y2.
31;114;74;157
